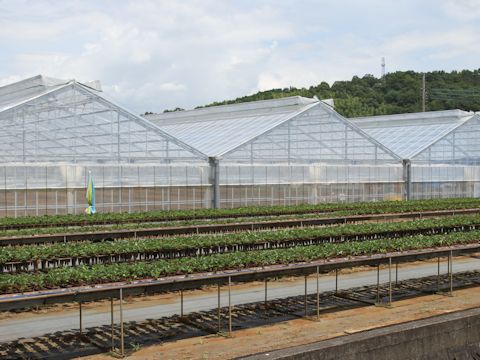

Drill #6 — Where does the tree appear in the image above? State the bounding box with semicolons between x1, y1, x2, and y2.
196;69;480;117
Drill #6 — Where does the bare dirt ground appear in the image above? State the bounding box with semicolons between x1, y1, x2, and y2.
78;285;480;360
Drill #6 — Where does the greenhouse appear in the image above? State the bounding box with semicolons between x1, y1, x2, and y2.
0;75;478;216
350;110;480;199
0;75;210;216
146;96;405;208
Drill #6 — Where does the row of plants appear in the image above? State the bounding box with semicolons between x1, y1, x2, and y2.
0;213;310;238
0;203;466;239
0;230;478;294
1;198;479;229
2;214;480;263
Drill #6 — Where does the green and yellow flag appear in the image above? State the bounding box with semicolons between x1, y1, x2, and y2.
85;171;96;215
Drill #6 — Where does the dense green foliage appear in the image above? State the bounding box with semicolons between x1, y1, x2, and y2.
1;230;478;294
2;198;480;295
2;214;479;263
200;69;480;117
1;198;479;230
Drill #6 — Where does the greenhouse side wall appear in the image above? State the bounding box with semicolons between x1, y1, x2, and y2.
0;162;406;217
0;164;212;217
409;114;480;199
219;163;405;208
411;165;480;199
7;162;479;217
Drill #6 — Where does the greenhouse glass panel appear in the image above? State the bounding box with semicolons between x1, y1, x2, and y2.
412;115;480;165
0;80;205;164
146;96;320;157
222;105;399;163
350;110;474;159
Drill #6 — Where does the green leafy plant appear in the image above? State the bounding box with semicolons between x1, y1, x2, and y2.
1;198;479;231
2;214;479;265
0;230;478;294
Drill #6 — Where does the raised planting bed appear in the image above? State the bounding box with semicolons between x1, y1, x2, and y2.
1;208;480;247
0;198;479;230
3;214;480;273
0;230;479;295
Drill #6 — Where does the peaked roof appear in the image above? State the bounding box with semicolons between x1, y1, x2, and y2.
350;110;475;159
0;75;69;112
145;96;333;157
0;74;106;113
0;75;206;162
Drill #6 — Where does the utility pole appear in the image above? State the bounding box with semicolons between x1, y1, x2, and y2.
422;73;426;112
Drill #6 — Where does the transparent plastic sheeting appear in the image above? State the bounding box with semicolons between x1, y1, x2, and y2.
220;164;403;185
0;83;204;163
0;76;479;215
411;165;480;200
218;163;405;207
0;164;209;189
412;116;480;165
351;111;480;165
0;163;404;216
0;164;211;216
411;165;480;182
0;162;479;215
149;97;400;162
222;106;398;163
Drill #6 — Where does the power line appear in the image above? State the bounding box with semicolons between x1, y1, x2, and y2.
428;88;480;100
430;89;480;95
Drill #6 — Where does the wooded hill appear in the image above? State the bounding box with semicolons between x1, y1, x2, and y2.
200;69;480;117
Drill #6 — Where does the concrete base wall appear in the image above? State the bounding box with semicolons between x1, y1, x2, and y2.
242;307;480;360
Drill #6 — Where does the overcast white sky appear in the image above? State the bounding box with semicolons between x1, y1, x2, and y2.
0;0;479;113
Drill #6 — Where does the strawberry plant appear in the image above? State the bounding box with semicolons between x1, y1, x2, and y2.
0;230;478;294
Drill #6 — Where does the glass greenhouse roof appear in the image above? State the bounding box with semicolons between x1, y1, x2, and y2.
147;97;327;157
350;110;474;159
0;75;69;112
0;75;205;163
147;96;400;163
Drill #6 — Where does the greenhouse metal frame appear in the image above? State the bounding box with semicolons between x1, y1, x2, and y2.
351;110;480;200
148;96;405;208
0;75;478;216
0;75;212;216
